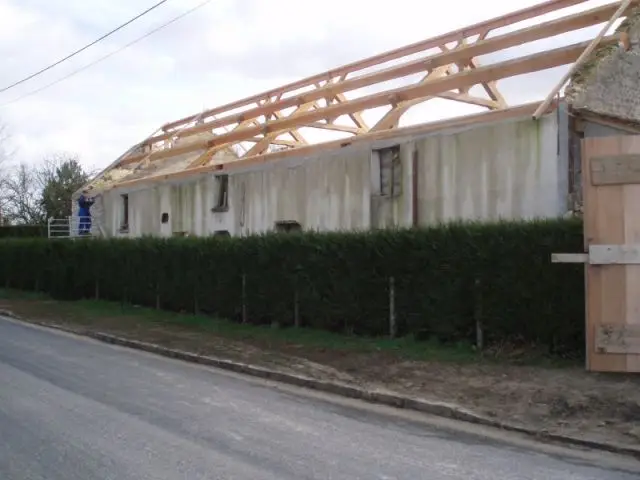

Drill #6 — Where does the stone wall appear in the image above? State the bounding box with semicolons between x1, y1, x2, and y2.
566;7;640;123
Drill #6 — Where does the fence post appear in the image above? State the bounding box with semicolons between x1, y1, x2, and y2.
121;286;127;311
294;285;300;328
241;273;247;324
389;276;397;339
474;278;484;350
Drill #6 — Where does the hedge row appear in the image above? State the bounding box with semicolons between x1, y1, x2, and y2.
0;218;585;355
0;225;46;238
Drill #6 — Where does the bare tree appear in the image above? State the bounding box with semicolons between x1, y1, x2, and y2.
0;121;45;225
0;122;13;224
0;122;93;225
2;162;46;225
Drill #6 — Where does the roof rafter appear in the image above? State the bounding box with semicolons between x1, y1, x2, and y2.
138;34;622;163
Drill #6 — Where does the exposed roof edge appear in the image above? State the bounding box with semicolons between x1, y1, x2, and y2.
573;108;640;132
75;129;161;197
105;99;559;192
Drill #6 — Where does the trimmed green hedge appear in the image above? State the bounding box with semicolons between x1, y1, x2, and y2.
0;218;585;355
0;225;46;238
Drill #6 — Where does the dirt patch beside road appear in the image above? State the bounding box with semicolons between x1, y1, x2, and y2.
2;296;639;449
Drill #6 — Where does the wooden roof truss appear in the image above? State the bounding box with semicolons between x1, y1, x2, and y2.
111;0;637;183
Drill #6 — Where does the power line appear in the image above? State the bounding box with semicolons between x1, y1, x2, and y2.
0;0;213;108
0;0;172;94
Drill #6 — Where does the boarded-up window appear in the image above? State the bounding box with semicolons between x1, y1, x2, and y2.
213;174;229;212
376;146;402;197
275;221;302;233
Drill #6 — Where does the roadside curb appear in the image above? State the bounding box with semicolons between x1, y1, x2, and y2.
4;312;640;460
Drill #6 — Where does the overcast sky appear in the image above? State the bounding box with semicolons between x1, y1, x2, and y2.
0;0;618;171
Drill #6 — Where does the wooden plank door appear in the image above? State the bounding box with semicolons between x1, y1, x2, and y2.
583;136;640;373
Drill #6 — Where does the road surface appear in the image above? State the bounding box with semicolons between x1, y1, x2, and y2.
0;317;638;480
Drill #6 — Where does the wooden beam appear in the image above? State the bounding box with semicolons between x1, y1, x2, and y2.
148;37;611;162
590;154;640;185
186;144;231;169
334;92;369;131
119;152;148;167
263;137;299;147
438;92;500;109
372;66;450;132
160;0;586;132
533;0;634;118
307;122;362;134
188;100;316;168
269;109;308;144
596;325;640;355
589;244;640;264
577;111;640;134
553;244;640;264
144;2;622;147
184;117;256;168
552;253;589;263
243;133;279;158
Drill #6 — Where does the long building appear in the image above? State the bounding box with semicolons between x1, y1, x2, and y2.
74;0;640;238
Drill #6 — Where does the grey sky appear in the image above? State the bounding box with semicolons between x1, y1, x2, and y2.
0;0;618;171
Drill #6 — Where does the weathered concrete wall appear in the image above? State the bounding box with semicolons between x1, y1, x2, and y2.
99;110;567;238
227;150;371;236
415;112;563;223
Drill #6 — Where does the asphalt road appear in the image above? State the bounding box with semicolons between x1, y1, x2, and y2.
0;318;638;480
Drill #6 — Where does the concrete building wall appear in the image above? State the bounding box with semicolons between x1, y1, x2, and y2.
97;111;570;238
227;149;372;236
415;112;564;223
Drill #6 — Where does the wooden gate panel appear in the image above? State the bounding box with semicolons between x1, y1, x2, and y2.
583;136;640;373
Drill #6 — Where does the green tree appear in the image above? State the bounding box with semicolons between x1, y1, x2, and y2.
39;154;90;220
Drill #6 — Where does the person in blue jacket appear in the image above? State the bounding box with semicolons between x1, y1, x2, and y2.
77;189;95;236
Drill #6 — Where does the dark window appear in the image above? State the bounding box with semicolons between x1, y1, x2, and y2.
120;194;129;232
161;212;169;224
375;145;402;197
214;230;230;237
213;174;229;212
275;221;302;233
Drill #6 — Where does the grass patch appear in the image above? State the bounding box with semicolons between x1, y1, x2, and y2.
0;288;576;367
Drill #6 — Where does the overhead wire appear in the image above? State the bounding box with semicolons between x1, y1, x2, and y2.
0;0;214;108
0;0;172;94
